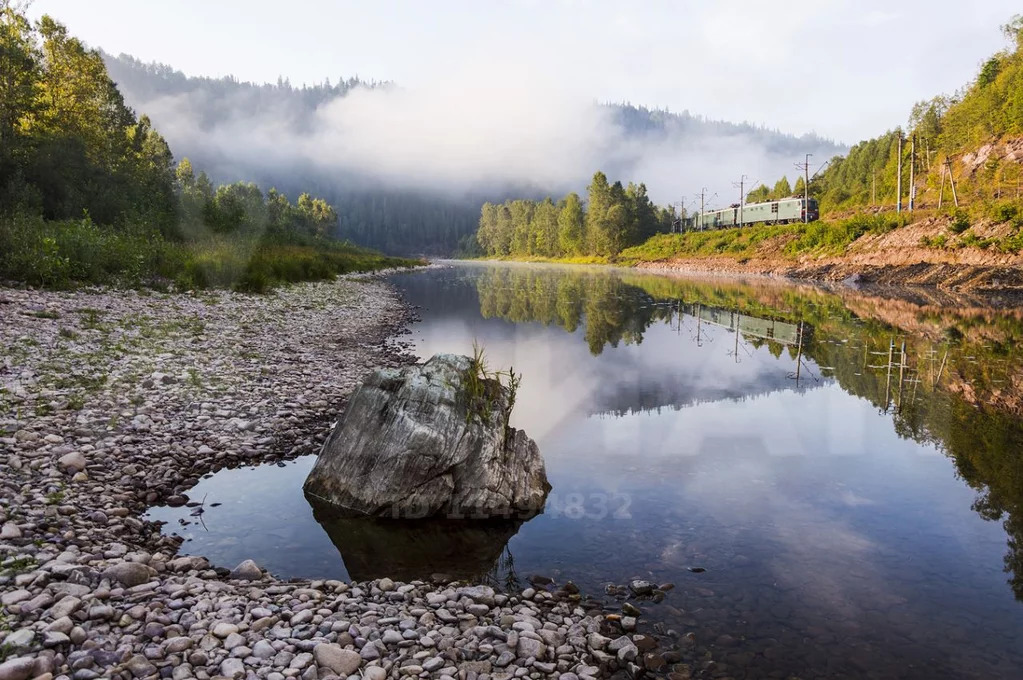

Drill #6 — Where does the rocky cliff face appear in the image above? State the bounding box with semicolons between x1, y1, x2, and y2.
303;354;550;519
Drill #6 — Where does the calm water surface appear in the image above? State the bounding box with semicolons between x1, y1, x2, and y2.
148;263;1023;679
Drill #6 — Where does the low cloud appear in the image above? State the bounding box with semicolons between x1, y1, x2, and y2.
124;63;841;208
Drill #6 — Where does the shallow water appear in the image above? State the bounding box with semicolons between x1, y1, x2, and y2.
148;263;1023;679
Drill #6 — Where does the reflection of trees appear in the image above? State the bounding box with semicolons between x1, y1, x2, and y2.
476;267;671;355
472;264;1023;601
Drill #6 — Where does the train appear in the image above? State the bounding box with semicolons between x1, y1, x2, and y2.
682;197;819;231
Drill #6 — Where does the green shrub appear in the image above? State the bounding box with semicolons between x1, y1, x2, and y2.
949;209;971;234
992;202;1019;223
0;213;419;292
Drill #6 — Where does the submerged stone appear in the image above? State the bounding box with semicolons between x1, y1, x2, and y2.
304;353;550;519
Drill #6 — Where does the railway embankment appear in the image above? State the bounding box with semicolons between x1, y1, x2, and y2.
622;213;1023;293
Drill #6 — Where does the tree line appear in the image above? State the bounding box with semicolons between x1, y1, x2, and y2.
102;52;842;256
744;175;804;204
474;172;677;258
0;4;411;290
762;14;1023;213
0;7;177;229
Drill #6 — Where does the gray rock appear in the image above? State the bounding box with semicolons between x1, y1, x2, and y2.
516;637;545;660
363;666;387;680
0;523;22;539
616;642;638;663
0;657;37;680
494;652;515;668
381;629;404;645
457;585;496;606
101;562;154;587
164;637;192;654
58;451;87;472
230;559;262;580
303;354;550;518
0;590;31;606
359;643;380;661
212;622;239;639
252;640;276;659
628;580;653;596
3;629;35;653
220;658;245;679
423;657;445;673
313;644;361;676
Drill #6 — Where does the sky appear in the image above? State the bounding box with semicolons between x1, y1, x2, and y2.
27;0;1021;144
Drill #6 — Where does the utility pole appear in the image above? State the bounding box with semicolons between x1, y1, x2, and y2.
804;153;811;223
909;135;916;212
794;155;812;222
938;161;946;210
946;158;959;208
896;131;903;214
697;188;707;231
732;175;750;227
872;170;877;206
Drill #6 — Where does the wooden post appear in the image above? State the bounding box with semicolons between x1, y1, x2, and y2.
947;159;960;208
938;162;946;210
896;133;903;214
909;136;916;212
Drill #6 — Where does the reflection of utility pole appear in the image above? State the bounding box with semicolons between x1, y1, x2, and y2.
696;304;703;346
884;338;895;411
795;321;804;385
933;347;949;387
733;312;740;363
896;340;907;413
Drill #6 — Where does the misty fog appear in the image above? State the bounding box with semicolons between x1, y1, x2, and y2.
106;55;843;210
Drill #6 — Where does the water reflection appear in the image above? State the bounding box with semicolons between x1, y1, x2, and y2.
464;263;1023;600
312;504;523;583
148;262;1023;680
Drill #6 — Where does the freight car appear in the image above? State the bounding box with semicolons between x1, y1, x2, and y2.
686;197;819;230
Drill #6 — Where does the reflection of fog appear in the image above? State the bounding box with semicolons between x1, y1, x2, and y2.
394;263;1023;607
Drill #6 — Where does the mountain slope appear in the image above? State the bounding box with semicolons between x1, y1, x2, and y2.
102;53;843;255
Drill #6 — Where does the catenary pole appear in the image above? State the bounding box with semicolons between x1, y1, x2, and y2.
896;132;903;213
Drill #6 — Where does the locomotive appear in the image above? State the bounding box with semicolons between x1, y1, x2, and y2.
683;197;819;231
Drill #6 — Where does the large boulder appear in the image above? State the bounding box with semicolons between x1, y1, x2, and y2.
303;354;550;519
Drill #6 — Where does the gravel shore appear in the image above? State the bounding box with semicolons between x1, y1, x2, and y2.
0;277;654;680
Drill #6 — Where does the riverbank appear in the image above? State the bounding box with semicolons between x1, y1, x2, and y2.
0;277;646;680
473;211;1023;292
624;213;1023;292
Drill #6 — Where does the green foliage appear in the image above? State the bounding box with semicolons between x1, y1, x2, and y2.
476;171;673;259
0;211;416;291
461;341;521;437
949;209;971;234
618;213;908;262
920;234;949;249
0;8;415;290
990;201;1020;223
939;18;1023;153
0;9;177;230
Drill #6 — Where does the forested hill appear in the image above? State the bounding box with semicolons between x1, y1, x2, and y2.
765;15;1023;214
102;53;843;255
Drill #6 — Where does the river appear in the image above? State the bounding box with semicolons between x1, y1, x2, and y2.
148;262;1023;679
